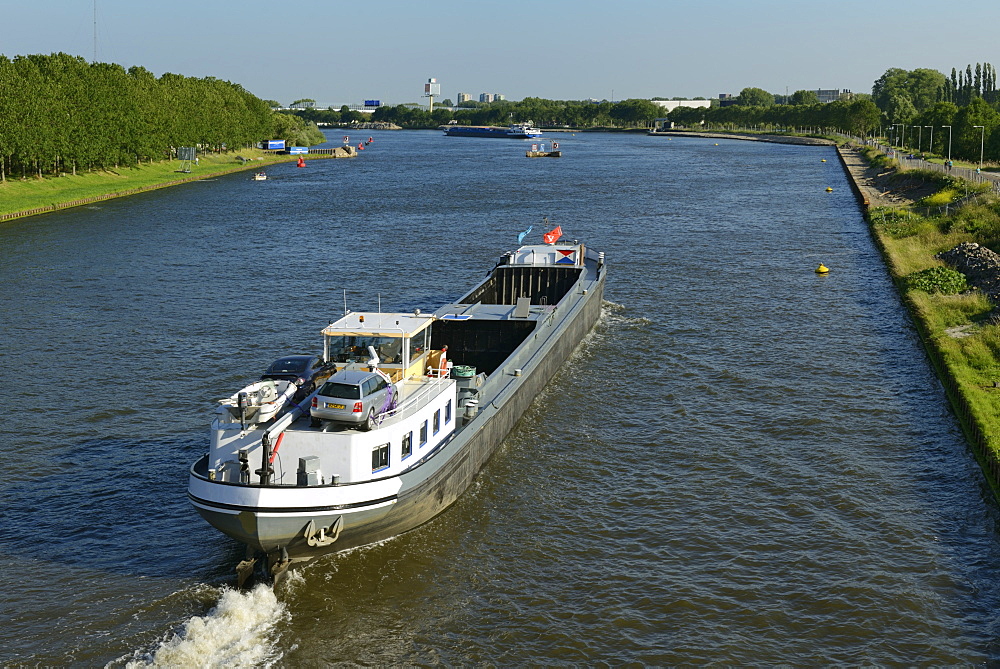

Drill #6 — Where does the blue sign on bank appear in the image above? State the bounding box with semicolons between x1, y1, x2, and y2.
288;147;308;155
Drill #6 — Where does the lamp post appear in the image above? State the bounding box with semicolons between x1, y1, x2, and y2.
894;123;904;149
925;126;933;156
914;125;922;153
942;125;952;164
974;125;985;171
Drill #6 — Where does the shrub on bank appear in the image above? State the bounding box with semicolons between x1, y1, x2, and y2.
946;202;1000;245
904;266;969;294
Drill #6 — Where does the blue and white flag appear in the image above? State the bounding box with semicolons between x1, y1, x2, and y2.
517;225;533;244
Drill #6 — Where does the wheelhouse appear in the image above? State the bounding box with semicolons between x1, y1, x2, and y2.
322;311;439;382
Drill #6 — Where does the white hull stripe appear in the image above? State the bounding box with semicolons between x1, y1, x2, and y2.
187;492;397;514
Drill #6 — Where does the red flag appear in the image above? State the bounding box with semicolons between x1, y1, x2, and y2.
543;225;562;244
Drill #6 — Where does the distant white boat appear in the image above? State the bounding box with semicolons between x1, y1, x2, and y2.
252;172;267;181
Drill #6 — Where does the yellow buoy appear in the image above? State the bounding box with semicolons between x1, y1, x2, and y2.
821;159;827;162
826;187;833;192
714;143;719;146
816;264;830;274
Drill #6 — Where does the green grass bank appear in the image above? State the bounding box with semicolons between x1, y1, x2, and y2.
837;143;1000;500
0;149;338;222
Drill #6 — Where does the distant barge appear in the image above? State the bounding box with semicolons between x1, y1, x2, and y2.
443;121;543;138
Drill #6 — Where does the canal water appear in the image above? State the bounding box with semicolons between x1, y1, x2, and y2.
1;129;999;665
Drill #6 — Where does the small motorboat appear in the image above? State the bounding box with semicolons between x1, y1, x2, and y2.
252;172;267;181
218;379;297;427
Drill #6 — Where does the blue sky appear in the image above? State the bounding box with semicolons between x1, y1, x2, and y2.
4;0;996;107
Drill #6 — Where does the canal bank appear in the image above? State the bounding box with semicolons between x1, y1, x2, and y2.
0;148;354;223
835;142;1000;501
650;129;836;146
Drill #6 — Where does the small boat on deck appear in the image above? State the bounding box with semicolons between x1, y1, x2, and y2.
187;229;606;584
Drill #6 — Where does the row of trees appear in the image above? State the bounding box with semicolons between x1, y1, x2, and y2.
666;96;883;138
0;53;320;181
288;89;884;138
291;98;675;129
871;64;1000;161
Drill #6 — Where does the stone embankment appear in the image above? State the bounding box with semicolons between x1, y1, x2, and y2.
347;122;401;130
653;130;834;146
937;242;1000;315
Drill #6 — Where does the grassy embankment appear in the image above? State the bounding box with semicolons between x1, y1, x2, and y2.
858;145;1000;493
0;148;313;221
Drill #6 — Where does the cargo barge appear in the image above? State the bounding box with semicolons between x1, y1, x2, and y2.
187;234;606;582
442;121;543;138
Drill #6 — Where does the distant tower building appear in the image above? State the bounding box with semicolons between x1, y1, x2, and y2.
457;92;472;103
494;93;505;101
479;93;495;103
424;77;441;111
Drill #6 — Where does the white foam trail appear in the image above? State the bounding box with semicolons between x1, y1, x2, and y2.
127;584;286;667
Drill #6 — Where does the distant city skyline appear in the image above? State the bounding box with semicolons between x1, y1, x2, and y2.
4;0;998;108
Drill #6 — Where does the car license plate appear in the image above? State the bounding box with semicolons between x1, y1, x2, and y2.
327;402;345;409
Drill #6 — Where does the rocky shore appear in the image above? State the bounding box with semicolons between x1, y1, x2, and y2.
937;242;1000;318
654;130;834;146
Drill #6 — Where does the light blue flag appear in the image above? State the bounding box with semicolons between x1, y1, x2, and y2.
517;225;533;244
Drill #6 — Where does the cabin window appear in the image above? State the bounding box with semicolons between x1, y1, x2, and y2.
409;329;429;367
420;420;428;446
433;409;440;434
327;335;401;364
372;443;389;472
402;431;413;459
445;399;452;424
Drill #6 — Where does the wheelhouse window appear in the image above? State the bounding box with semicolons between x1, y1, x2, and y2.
420;420;428;446
402;431;413;459
409;329;429;366
433;409;440;434
445;399;452;424
372;443;389;472
327;335;402;364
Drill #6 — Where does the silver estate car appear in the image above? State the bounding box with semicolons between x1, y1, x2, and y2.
310;369;395;430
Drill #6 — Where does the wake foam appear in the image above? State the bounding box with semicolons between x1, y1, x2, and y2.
126;584;286;667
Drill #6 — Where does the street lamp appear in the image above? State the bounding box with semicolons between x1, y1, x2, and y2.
914;125;922;153
925;126;933;156
942;125;952;164
893;124;904;148
974;125;985;171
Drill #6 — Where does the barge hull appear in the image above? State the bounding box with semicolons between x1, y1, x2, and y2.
187;244;605;565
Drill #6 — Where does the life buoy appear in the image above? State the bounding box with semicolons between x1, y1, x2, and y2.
553;142;559;149
439;355;448;377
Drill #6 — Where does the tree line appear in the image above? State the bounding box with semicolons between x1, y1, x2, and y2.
288;91;884;139
872;63;1000;161
286;63;1000;165
290;98;677;129
0;53;322;181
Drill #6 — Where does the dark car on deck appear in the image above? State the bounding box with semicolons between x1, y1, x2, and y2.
260;355;336;401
